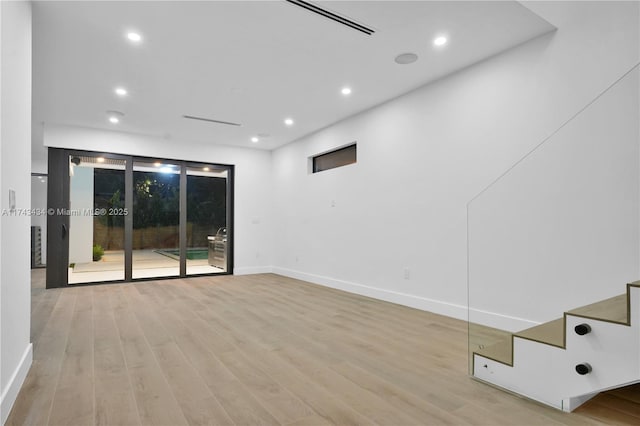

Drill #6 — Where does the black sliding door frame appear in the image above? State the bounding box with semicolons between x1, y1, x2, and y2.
179;165;187;277
124;159;134;281
46;148;70;288
46;148;234;288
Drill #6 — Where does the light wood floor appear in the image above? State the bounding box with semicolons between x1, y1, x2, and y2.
6;270;640;425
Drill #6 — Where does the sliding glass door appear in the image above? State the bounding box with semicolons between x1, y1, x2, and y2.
132;160;181;279
68;155;126;284
186;166;228;275
46;148;233;288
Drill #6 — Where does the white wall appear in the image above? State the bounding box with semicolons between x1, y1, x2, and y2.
271;1;640;324
30;149;46;175
43;124;274;275
69;166;94;264
469;66;639;331
0;1;32;424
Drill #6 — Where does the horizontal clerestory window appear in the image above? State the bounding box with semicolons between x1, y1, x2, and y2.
312;143;357;173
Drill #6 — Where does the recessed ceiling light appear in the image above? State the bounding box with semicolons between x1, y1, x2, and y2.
284;118;294;126
394;53;418;65
115;87;128;96
107;110;123;124
251;137;259;143
96;157;105;163
433;36;448;47
341;87;352;96
203;167;210;171
154;162;162;167
126;32;142;43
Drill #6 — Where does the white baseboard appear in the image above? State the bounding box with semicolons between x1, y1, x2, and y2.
236;266;539;330
469;307;539;332
233;266;273;275
271;267;468;321
1;343;32;425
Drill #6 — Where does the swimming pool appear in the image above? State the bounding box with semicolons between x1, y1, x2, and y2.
156;248;208;260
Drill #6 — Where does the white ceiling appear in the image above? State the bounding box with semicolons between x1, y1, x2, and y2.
32;0;554;164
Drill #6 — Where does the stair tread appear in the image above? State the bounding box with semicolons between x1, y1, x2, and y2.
474;338;513;366
567;294;628;324
475;318;564;367
474;287;634;371
473;284;639;411
514;318;564;347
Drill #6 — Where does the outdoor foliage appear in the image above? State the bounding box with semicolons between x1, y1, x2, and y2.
132;172;180;229
93;168;226;250
93;244;104;261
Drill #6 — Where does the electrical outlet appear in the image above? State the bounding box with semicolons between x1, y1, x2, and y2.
403;268;410;280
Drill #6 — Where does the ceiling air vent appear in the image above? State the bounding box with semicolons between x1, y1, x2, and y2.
286;0;375;36
182;115;241;126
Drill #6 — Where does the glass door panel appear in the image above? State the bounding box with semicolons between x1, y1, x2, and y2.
47;147;233;288
186;166;228;275
132;160;181;279
68;155;126;283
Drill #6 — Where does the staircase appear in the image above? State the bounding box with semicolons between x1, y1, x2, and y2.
472;281;640;412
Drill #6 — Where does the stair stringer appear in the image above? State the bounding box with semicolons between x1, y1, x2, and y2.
473;284;640;412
